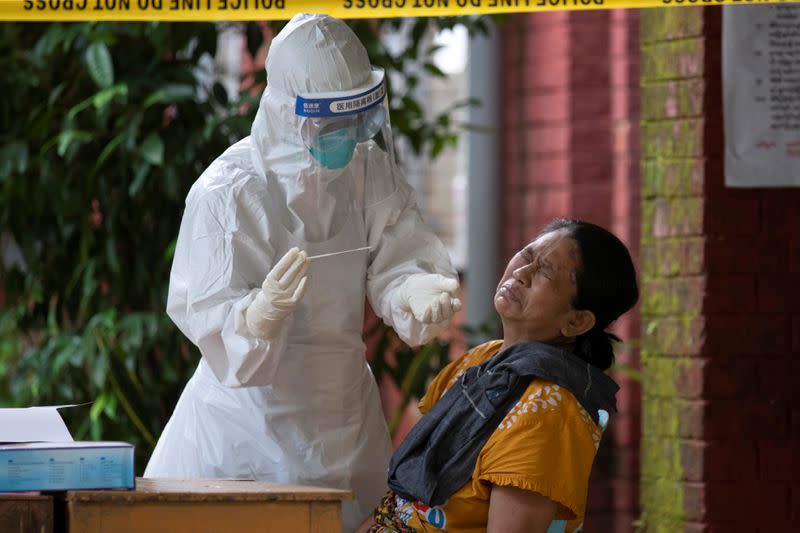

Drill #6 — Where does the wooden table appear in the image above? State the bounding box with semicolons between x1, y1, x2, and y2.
0;493;53;533
63;478;352;533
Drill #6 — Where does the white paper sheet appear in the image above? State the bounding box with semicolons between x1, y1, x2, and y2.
0;405;75;442
723;5;800;187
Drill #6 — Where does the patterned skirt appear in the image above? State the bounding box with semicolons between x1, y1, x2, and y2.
368;491;418;533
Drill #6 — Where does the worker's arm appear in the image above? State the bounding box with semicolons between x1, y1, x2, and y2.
365;168;459;346
167;178;292;387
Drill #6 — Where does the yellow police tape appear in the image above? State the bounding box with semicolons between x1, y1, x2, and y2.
1;0;797;21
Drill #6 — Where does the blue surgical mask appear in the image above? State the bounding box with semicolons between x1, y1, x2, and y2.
309;128;357;170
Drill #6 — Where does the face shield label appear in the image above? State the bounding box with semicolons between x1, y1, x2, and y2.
328;83;385;115
295;74;386;118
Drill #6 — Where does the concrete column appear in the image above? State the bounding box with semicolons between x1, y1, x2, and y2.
466;21;500;344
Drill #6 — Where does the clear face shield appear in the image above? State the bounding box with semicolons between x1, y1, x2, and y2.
281;67;399;241
295;68;394;171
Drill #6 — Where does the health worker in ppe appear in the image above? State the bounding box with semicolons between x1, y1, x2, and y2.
144;13;461;532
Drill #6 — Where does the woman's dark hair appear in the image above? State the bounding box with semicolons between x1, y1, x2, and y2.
539;219;639;371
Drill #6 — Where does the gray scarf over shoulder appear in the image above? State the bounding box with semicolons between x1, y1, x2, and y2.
387;341;619;507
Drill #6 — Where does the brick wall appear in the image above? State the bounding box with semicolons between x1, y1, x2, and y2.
640;6;800;531
639;8;709;530
501;10;641;531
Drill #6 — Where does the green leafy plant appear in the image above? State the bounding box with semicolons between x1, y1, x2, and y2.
0;18;490;472
0;22;243;470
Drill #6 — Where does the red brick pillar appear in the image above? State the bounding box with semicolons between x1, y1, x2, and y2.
640;6;800;530
501;10;641;531
597;9;643;533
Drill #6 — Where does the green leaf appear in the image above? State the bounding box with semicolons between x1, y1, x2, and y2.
143;84;195;108
85;41;114;89
452;97;481;109
48;82;67;107
65;83;126;123
90;419;102;441
79;260;99;321
425;44;445;57
66;96;95;122
431;136;446;159
90;395;106;421
106;238;120;275
401;96;423;118
34;24;66;58
92;351;109;389
140;133;164;166
56;130;92;157
92;83;128;109
93;134;124;174
129;162;150;197
164;239;177;261
104;393;118;417
46;296;59;335
423;62;447;78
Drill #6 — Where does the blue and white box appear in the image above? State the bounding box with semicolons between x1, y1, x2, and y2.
0;405;134;492
0;441;135;492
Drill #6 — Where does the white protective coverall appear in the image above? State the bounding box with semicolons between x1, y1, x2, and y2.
144;13;459;532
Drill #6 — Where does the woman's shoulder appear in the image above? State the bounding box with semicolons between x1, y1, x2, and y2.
418;340;504;413
495;379;603;449
446;340;505;385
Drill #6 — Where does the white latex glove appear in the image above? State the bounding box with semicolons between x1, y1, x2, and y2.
393;273;462;324
245;247;309;339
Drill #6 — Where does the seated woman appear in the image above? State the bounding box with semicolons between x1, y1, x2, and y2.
357;219;639;533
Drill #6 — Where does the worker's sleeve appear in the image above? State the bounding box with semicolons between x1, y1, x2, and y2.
364;164;458;347
166;177;290;388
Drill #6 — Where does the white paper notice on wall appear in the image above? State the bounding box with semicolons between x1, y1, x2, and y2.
723;5;800;188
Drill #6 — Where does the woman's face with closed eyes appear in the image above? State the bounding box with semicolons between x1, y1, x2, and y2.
494;229;584;343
